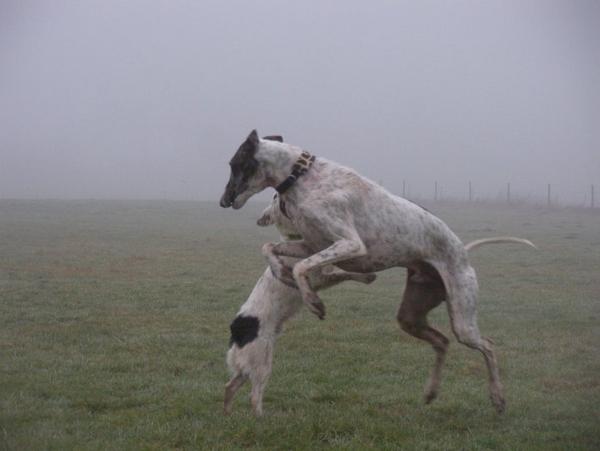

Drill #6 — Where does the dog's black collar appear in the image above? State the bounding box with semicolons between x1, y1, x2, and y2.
275;151;316;194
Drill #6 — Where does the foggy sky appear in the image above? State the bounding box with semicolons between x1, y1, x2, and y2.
1;0;599;204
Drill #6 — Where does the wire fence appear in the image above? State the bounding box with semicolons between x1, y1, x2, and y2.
389;181;598;209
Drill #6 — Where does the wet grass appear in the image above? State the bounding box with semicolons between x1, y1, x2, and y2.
1;200;599;450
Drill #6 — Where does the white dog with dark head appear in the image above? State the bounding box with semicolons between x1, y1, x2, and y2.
221;130;535;413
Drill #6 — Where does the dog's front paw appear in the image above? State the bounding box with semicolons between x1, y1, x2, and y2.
490;390;506;414
424;386;438;404
304;292;325;320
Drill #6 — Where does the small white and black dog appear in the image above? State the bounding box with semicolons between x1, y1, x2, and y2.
225;192;375;416
220;130;535;413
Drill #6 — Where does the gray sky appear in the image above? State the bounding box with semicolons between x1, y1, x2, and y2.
1;0;599;204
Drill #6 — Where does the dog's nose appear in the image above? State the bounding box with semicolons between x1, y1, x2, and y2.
219;195;232;208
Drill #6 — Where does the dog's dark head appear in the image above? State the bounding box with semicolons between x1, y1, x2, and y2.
219;130;283;209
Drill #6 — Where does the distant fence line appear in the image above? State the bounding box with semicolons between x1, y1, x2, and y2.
389;181;598;209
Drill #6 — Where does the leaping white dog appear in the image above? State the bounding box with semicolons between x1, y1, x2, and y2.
220;130;535;413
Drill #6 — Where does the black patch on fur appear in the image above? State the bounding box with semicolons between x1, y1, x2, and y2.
263;135;283;142
222;130;260;205
229;130;259;170
229;315;260;348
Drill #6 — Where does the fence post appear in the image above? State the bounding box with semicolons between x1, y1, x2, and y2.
434;181;438;201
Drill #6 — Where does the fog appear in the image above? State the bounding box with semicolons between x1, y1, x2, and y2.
1;0;599;205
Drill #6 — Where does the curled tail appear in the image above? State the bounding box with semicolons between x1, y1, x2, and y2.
465;236;537;252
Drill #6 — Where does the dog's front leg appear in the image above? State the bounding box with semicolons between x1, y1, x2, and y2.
262;240;312;288
293;238;367;319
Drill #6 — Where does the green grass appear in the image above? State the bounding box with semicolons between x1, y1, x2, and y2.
1;200;599;450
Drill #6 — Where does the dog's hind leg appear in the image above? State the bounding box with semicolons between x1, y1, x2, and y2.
250;376;268;417
249;358;273;417
224;373;248;415
437;264;506;413
397;267;449;404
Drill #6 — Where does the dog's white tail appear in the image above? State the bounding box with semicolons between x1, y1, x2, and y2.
465;237;537;252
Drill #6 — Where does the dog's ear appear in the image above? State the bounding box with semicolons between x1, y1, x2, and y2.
245;129;259;148
263;135;283;142
257;211;274;227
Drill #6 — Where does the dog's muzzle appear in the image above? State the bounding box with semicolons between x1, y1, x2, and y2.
220;191;235;208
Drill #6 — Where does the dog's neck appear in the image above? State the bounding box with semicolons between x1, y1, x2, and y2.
257;142;304;188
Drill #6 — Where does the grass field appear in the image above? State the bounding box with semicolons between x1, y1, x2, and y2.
1;200;599;450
